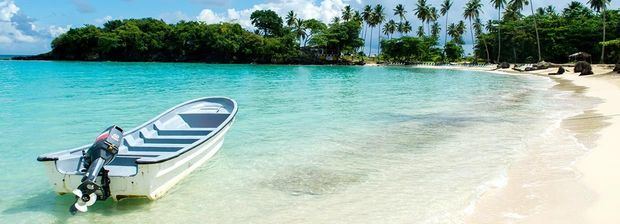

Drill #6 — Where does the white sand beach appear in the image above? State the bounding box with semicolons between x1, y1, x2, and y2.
408;63;620;223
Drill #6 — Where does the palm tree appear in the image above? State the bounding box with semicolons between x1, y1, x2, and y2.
402;21;412;35
464;0;483;61
503;2;522;21
293;18;307;46
353;11;362;23
441;0;453;54
588;0;611;63
362;5;373;54
474;17;490;62
415;0;429;32
285;10;296;27
373;4;386;55
383;20;397;39
510;0;541;62
367;9;378;57
448;22;466;44
448;23;460;42
427;7;438;35
342;5;353;22
417;26;425;37
331;16;341;24
394;4;407;36
431;22;441;38
491;0;506;63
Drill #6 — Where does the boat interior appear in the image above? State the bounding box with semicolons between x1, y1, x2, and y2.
51;98;235;177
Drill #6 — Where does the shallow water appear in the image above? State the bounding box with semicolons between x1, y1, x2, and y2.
0;61;589;223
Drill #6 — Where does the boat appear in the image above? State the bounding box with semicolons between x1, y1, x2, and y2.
37;97;237;213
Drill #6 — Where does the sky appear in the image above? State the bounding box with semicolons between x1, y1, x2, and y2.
1;0;619;55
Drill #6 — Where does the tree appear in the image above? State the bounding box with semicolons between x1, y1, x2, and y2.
448;21;466;45
474;17;490;62
394;4;407;36
342;5;353;22
383;20;397;39
491;0;506;62
303;19;327;46
373;4;386;55
441;0;453;58
293;18;307;46
445;41;464;60
362;5;373;53
250;10;284;36
417;26;425;37
431;22;441;38
332;17;341;24
310;20;363;58
464;0;483;61
402;21;412;35
427;7;439;35
285;10;296;27
510;0;541;62
563;1;593;19
588;0;612;63
415;0;429;32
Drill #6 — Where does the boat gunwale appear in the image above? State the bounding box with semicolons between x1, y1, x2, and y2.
37;96;238;165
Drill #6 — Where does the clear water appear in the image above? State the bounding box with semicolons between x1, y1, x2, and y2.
0;61;584;223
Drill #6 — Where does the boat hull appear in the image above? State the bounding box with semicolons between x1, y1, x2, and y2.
41;120;233;200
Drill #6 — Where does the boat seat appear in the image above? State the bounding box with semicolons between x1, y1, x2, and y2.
126;143;186;152
153;122;215;136
117;150;174;157
139;131;202;144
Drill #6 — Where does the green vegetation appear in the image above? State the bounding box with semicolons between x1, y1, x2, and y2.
23;1;619;64
475;1;619;64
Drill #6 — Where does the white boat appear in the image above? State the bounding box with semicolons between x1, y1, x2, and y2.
37;97;237;211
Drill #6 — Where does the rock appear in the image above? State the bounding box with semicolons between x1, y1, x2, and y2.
579;62;594;76
535;61;551;69
498;62;510;69
574;61;589;73
557;66;565;74
548;66;566;75
614;62;620;72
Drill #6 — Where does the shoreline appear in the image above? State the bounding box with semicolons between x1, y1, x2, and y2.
405;64;620;223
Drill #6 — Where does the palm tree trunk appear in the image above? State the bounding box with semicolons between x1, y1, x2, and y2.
497;7;502;63
443;12;448;46
469;19;476;62
363;24;368;53
378;23;382;56
427;22;431;36
601;7;606;63
483;36;490;63
530;1;541;62
369;27;374;57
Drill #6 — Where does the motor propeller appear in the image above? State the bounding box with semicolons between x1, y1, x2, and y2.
70;125;123;215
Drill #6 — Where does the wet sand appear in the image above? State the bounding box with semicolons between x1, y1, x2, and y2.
409;64;620;223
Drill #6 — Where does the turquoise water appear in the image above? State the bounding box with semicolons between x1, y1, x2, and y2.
0;61;583;223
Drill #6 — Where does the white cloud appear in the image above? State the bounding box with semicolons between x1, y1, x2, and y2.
0;0;37;44
95;15;113;24
197;0;349;29
0;0;18;21
160;11;190;23
49;25;71;37
197;9;223;24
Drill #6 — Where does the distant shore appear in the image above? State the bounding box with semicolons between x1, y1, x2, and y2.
402;63;620;223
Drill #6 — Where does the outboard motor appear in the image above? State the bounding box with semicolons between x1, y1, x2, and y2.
70;125;123;215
